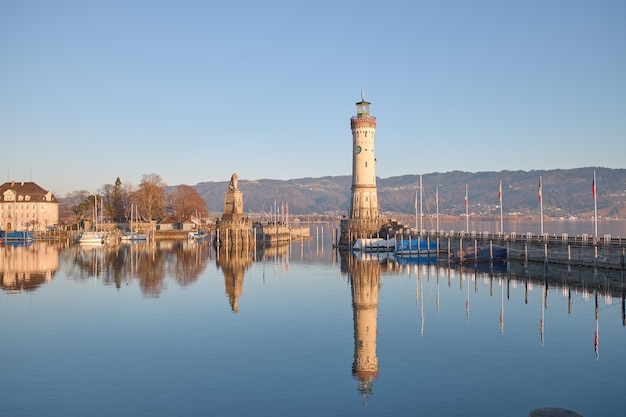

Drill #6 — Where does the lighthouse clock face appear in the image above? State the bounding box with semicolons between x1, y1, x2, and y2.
355;146;362;154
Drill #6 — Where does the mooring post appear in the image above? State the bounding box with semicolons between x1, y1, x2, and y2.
525;243;528;264
474;238;478;263
567;244;571;262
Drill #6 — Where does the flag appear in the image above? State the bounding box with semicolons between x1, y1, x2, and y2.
592;175;596;200
498;181;502;205
464;187;468;206
435;187;439;205
414;191;418;209
537;178;542;203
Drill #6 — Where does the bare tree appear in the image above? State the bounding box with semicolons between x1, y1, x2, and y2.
98;183;116;222
122;181;136;221
169;184;208;222
137;174;167;221
63;190;92;226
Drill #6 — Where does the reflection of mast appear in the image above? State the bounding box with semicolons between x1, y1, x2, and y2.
415;265;424;336
348;255;380;404
594;289;599;361
436;264;440;313
622;289;625;327
539;284;545;345
465;272;470;322
500;278;504;334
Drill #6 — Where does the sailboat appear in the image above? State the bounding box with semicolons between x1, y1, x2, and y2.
394;174;437;258
77;196;104;244
120;204;147;242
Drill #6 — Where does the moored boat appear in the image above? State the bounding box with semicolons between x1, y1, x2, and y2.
120;231;147;242
76;231;104;244
0;230;35;241
394;237;437;257
353;238;395;252
452;245;507;262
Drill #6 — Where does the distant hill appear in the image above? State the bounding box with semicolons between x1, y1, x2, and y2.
193;167;626;219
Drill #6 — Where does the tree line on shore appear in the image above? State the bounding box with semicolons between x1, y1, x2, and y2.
60;174;208;228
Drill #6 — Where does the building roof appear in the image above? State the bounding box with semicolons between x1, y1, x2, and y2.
0;181;58;203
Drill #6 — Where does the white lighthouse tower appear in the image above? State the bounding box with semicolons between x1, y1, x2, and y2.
348;91;380;238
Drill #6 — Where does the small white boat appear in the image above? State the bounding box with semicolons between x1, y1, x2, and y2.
77;231;104;244
120;204;147;241
120;232;147;241
187;231;208;240
353;238;395;252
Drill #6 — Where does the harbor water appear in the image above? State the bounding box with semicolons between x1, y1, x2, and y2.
1;221;625;417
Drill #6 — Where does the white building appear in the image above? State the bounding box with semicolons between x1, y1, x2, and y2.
0;181;59;232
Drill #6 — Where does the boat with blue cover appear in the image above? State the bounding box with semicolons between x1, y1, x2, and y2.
394;237;437;257
0;230;35;241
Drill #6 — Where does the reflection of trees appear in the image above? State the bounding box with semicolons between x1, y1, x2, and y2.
131;241;209;298
136;250;167;298
216;246;253;313
65;240;210;297
170;241;209;287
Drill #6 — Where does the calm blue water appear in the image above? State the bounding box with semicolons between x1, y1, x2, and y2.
1;223;625;417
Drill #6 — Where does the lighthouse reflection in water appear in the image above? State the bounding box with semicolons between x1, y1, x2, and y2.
1;238;625;417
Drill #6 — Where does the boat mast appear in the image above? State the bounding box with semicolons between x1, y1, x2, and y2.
419;173;423;236
593;170;598;238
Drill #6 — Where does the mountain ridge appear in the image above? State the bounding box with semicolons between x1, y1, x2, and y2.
192;167;626;219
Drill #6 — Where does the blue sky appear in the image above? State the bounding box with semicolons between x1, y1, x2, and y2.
2;0;625;197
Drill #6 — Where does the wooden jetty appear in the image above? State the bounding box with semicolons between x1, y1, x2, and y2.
335;228;626;271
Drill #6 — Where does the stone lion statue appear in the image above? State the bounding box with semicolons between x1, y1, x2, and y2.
229;173;238;190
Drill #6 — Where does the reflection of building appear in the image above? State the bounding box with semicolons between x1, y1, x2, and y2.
0;181;59;231
344;252;381;399
0;242;60;292
216;247;253;313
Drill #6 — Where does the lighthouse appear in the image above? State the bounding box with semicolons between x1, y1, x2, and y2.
348;91;380;238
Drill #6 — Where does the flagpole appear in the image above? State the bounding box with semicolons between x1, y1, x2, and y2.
499;180;503;234
539;176;544;235
436;185;440;233
419;173;423;235
593;170;598;238
465;183;469;233
415;188;418;233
